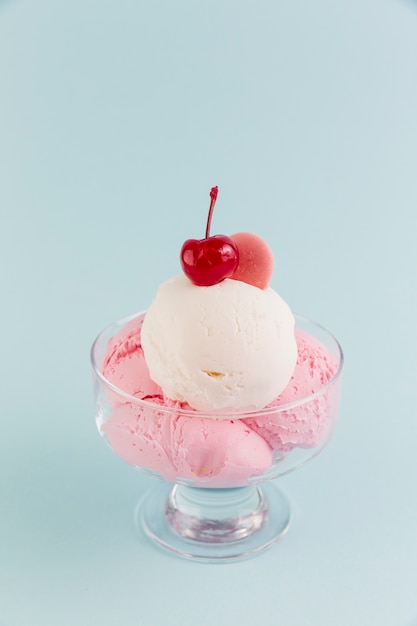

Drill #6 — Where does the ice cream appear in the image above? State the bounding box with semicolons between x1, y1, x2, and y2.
96;187;340;487
100;312;337;485
141;274;297;413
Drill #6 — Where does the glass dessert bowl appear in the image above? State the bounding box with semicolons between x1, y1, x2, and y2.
91;311;343;563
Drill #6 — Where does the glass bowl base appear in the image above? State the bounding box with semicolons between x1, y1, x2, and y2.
134;482;291;563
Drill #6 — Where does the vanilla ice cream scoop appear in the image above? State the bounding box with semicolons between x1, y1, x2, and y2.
141;274;297;413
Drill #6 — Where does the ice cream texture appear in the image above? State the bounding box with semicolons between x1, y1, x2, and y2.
100;313;337;484
141;274;298;413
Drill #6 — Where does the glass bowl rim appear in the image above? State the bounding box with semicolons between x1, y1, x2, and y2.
90;311;344;419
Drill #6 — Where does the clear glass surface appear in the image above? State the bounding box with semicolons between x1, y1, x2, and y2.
91;312;343;562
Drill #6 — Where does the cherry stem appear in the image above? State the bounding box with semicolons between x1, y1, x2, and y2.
205;186;218;238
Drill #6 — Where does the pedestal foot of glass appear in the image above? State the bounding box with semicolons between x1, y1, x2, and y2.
135;482;290;563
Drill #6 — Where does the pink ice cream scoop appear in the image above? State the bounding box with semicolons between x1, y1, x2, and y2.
102;400;273;487
100;314;337;485
243;330;338;452
102;315;161;400
169;416;273;487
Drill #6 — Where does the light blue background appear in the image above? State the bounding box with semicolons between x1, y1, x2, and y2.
1;0;416;624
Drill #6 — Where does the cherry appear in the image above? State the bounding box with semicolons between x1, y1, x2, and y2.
180;186;239;286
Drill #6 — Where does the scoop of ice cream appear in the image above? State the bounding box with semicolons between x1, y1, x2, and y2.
244;330;338;451
102;315;161;400
101;402;273;487
170;416;273;486
141;274;298;413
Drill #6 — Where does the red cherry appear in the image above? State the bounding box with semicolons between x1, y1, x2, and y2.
181;235;239;286
180;187;239;286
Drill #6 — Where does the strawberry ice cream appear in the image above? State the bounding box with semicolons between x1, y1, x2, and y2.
244;330;338;452
99;313;338;485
